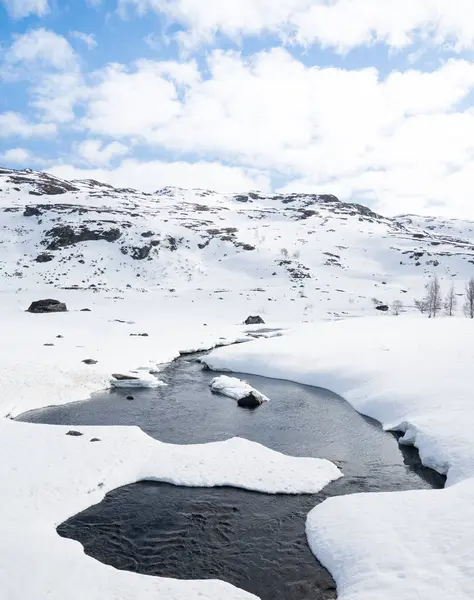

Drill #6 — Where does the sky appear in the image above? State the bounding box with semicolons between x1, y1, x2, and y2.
2;1;474;217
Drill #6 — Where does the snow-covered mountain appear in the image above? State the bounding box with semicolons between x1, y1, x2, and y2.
1;167;473;314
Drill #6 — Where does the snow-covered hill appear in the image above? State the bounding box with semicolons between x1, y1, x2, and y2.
2;167;474;315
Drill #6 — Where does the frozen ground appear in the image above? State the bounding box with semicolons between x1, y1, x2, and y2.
206;316;474;599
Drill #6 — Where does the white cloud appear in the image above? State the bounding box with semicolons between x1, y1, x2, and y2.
32;71;87;123
0;112;56;137
77;48;474;217
76;139;129;165
1;30;84;125
83;61;183;137
1;0;48;19
5;28;77;71
119;0;474;53
48;159;271;193
0;148;30;164
70;31;97;50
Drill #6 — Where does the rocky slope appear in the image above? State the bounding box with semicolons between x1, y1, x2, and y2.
1;167;473;315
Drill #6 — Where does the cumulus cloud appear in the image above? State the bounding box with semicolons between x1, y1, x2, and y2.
83;61;183;136
0;147;30;164
48;159;271;193
1;0;48;19
118;0;474;52
4;28;78;71
0;112;56;137
75;139;129;165
75;48;474;217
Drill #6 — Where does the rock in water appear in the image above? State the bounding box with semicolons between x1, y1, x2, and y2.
27;299;67;313
244;315;265;325
237;392;264;409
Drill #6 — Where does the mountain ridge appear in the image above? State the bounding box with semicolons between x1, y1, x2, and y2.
1;167;473;317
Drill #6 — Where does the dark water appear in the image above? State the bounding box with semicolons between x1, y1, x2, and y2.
18;357;444;600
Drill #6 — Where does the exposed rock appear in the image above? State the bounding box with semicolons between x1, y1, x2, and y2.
43;343;54;347
24;206;42;217
35;253;54;263
126;395;134;400
130;333;149;337
112;373;140;380
80;308;91;312
66;430;83;437
375;304;389;312
82;359;98;365
44;225;122;250
90;438;101;442
244;315;265;325
130;245;151;260
27;299;67;313
237;392;264;409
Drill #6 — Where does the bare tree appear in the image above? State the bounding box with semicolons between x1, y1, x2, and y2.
425;275;443;318
464;278;474;318
414;298;428;314
444;283;457;316
391;300;403;316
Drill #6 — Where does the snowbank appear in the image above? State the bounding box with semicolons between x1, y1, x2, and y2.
110;372;166;388
206;316;474;599
210;375;270;405
1;421;341;600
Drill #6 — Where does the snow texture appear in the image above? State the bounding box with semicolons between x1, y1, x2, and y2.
206;316;474;600
210;375;270;403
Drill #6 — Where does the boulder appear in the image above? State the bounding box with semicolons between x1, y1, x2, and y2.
244;315;265;325
237;392;264;409
66;430;83;437
82;359;98;365
375;304;389;312
35;253;53;263
27;299;67;313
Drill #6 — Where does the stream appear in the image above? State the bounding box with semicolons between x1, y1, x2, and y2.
17;355;444;600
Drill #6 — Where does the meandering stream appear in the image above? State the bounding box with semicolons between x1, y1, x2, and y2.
18;356;444;600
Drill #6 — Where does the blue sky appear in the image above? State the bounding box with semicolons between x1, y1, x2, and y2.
2;0;474;218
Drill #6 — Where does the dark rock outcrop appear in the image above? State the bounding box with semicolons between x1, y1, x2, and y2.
35;253;54;263
244;315;265;325
44;225;122;250
27;299;67;313
24;206;42;217
375;304;389;312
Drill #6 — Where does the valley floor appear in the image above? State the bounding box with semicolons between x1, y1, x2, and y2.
1;287;472;599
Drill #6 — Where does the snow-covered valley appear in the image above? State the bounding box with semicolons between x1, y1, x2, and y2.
1;167;474;600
